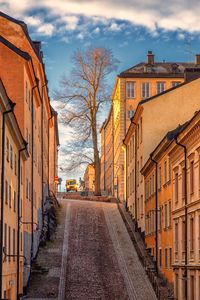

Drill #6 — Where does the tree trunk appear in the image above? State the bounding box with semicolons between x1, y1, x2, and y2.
91;116;101;196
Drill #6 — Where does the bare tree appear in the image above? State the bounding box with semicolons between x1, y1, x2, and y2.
56;47;117;195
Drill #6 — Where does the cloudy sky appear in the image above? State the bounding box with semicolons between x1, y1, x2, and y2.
1;0;200;187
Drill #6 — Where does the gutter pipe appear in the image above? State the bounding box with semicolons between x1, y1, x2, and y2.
0;103;15;298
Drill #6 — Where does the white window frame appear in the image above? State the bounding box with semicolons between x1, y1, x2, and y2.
126;81;135;99
156;81;165;94
141;82;150;99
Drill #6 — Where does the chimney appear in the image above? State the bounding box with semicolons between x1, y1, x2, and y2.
147;50;154;65
195;54;200;65
184;68;200;82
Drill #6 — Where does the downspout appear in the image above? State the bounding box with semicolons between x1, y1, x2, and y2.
112;108;115;196
17;142;27;300
31;85;37;260
175;137;187;300
131;120;137;224
54;121;56;194
0;104;15;299
150;154;158;274
48;112;53;195
124;142;127;210
41;84;46;227
104;128;106;192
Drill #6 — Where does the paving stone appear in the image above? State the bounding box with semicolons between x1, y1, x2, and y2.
48;267;61;278
26;199;157;300
47;248;60;254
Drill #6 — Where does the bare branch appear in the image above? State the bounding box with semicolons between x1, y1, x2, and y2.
54;46;117;195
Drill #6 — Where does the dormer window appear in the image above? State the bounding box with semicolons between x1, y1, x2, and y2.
171;63;179;73
144;64;153;73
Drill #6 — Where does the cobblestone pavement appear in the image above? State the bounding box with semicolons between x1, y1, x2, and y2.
26;199;157;300
63;199;157;300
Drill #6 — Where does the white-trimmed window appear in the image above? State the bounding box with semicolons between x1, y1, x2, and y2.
172;81;181;88
164;203;168;228
127;110;135;119
126;82;135;98
10;145;13;169
156;82;165;94
175;172;179;202
158;166;162;189
6;137;9;162
9;185;11;208
175;223;179;252
26;81;28;103
14;154;17;175
164;160;167;184
141;82;150;99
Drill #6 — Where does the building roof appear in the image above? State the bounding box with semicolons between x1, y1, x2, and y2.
166;122;189;141
119;61;197;78
0;11;42;62
0;35;31;60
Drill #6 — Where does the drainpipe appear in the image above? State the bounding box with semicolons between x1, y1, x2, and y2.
48;113;53;195
175;137;187;300
104;128;106;192
131;120;137;224
41;84;46;227
112;109;115;196
125;143;128;210
150;154;158;274
31;85;37;260
0;103;15;299
17;142;27;300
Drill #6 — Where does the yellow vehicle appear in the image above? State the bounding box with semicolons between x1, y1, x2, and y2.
66;179;78;192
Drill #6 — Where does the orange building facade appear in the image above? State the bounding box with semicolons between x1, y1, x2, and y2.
0;12;59;299
169;111;200;300
142;110;200;298
141;126;184;284
0;80;29;298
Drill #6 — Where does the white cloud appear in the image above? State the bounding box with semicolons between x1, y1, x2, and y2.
37;23;54;36
24;15;42;27
2;0;200;34
77;32;85;40
93;27;100;34
62;15;79;30
109;22;122;31
177;32;185;40
23;15;55;36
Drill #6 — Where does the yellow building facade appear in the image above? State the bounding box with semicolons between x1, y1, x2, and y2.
100;106;113;195
124;75;200;232
84;164;95;192
102;51;200;202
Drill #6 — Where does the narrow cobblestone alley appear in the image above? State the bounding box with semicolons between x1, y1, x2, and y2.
26;199;157;300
